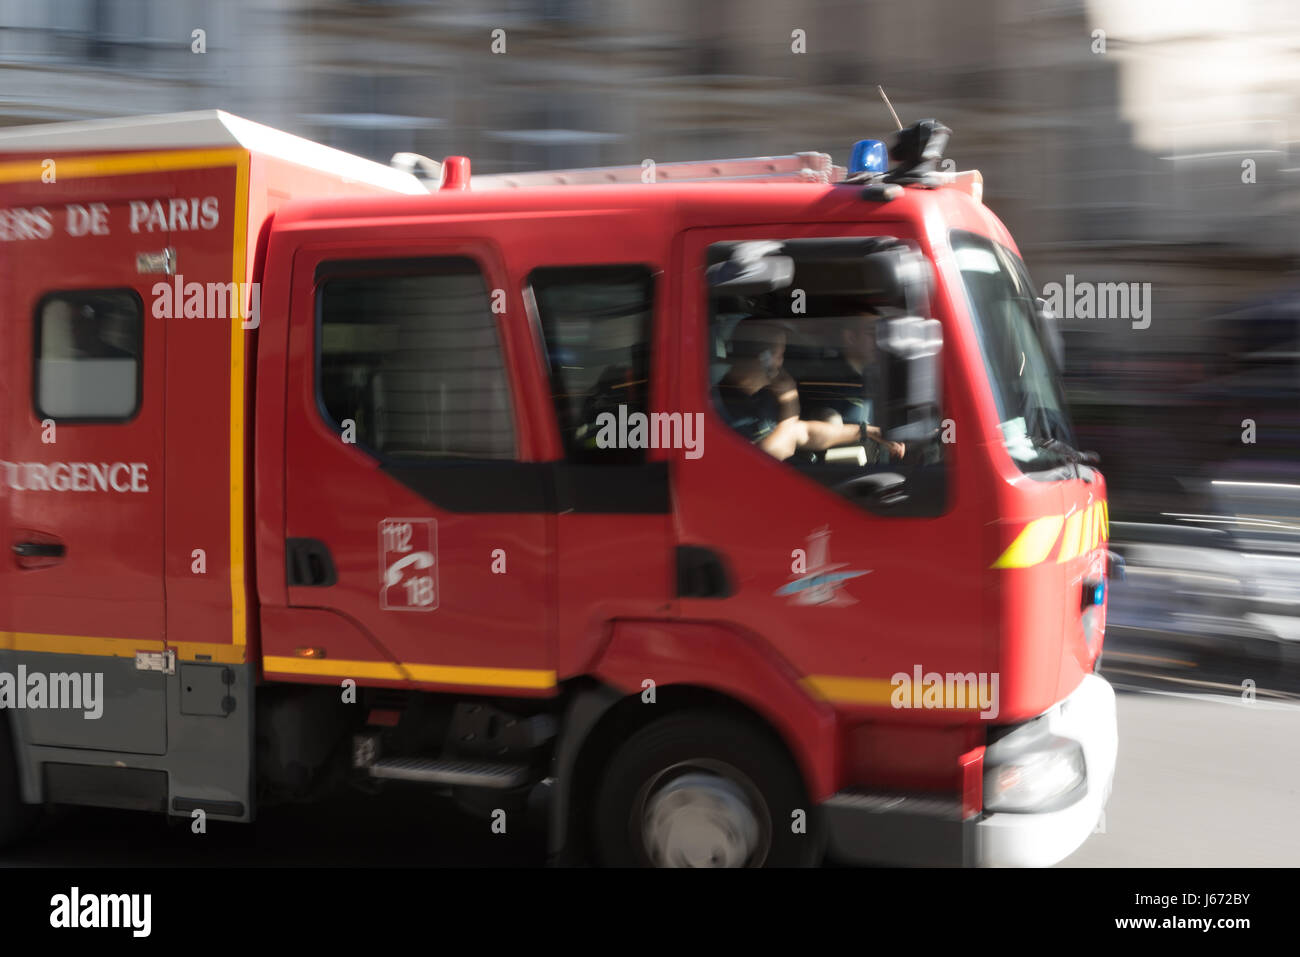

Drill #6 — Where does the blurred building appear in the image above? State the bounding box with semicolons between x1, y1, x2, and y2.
3;1;1297;247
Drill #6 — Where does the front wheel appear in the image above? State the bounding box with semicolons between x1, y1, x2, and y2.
592;711;820;867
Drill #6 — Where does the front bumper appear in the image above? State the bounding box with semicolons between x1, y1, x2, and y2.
824;673;1118;867
823;791;977;866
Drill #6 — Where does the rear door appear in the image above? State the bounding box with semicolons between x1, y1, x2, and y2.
2;199;169;754
274;237;556;694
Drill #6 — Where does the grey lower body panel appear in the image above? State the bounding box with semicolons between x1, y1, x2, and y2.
822;790;979;867
1;650;255;822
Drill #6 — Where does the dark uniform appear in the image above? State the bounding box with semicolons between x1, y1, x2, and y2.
716;383;783;444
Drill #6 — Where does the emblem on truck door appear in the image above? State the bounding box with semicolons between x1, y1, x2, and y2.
136;247;175;275
775;527;871;606
379;518;438;611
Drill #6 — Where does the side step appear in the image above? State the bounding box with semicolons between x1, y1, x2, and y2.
366;756;529;789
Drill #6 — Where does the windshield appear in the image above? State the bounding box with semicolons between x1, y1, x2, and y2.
952;229;1076;474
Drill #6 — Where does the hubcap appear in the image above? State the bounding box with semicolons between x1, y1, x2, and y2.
640;765;768;867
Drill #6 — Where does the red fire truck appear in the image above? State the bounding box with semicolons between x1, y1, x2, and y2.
0;110;1117;867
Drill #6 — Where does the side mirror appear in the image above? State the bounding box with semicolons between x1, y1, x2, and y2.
874;316;943;443
706;241;795;295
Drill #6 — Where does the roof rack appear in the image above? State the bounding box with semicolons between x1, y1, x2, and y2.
468;151;846;190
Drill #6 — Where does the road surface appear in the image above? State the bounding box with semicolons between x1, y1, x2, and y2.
1063;687;1300;867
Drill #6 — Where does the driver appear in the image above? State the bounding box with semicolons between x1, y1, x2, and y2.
717;317;901;461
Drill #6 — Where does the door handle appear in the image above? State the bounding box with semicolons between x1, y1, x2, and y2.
286;538;338;587
676;545;734;599
13;542;65;558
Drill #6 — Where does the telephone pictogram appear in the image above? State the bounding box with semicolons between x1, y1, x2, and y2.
379;518;437;610
384;550;433;587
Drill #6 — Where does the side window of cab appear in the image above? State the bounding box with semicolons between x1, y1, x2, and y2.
706;238;947;516
528;265;655;464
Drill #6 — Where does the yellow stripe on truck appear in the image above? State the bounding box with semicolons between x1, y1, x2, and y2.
992;502;1112;569
263;656;409;681
403;663;557;690
0;148;247;184
0;632;245;663
0;632;162;657
802;675;896;705
265;658;557;690
991;515;1065;568
1057;508;1085;563
1;635;549;690
229;152;250;646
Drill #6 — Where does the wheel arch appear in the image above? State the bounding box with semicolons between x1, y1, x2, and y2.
549;619;838;862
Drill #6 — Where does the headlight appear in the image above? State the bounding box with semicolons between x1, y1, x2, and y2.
984;724;1086;813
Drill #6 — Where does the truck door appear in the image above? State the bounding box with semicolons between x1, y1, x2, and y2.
1;202;169;754
275;239;555;695
673;225;992;736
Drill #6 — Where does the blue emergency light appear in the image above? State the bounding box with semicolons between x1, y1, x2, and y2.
849;139;889;175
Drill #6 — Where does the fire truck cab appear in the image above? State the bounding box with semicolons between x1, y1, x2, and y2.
0;111;1117;867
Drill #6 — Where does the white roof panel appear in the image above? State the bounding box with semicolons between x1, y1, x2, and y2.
0;110;425;195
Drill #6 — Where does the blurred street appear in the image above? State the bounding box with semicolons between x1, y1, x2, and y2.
1064;689;1300;867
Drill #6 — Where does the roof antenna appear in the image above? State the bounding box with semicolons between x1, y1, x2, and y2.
877;86;904;131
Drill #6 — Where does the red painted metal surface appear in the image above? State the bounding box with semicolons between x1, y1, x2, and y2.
3;145;1108;800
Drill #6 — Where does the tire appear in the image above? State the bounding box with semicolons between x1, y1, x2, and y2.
0;717;38;849
592;711;820;867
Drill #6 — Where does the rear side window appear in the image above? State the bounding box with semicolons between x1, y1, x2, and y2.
529;265;654;464
34;289;143;421
318;258;516;461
